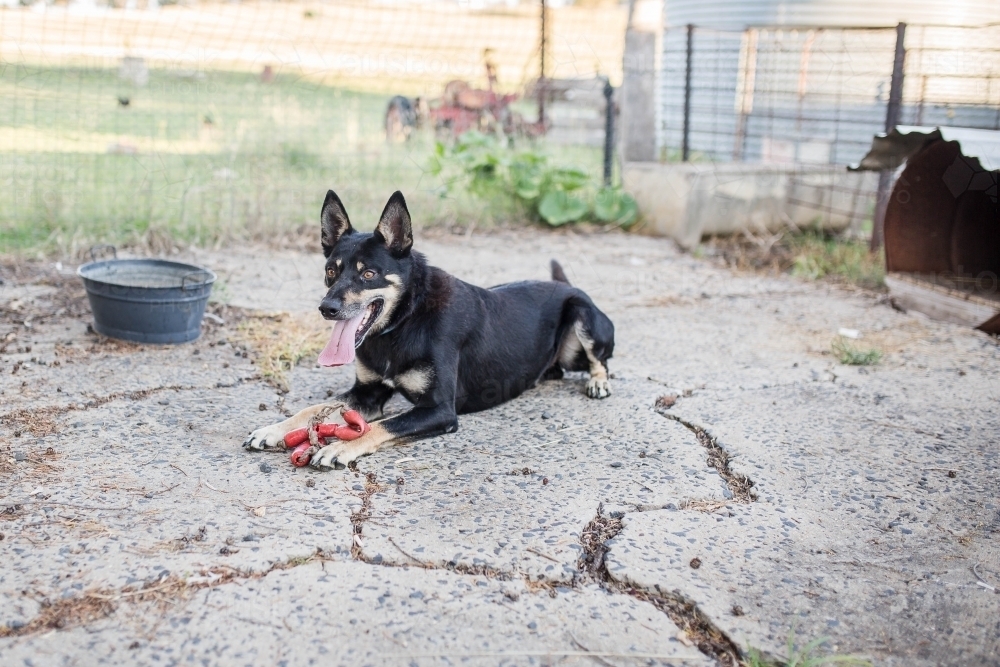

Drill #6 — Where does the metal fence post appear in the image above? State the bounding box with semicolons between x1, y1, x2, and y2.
871;22;906;251
682;23;693;162
885;23;907;132
538;0;547;127
603;78;614;186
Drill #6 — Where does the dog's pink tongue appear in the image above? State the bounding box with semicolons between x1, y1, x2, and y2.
317;313;366;367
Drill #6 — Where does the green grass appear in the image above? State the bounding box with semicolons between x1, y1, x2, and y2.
0;64;603;255
788;230;885;290
706;228;885;291
743;632;872;667
831;337;883;366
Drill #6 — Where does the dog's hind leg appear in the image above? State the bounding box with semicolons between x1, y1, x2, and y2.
557;297;615;399
575;321;612;399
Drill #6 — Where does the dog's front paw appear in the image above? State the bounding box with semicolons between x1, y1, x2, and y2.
309;442;352;471
243;423;289;451
586;377;611;399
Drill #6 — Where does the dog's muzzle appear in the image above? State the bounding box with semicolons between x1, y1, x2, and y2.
316;299;385;367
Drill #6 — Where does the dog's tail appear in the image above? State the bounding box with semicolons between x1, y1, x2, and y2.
550;259;570;285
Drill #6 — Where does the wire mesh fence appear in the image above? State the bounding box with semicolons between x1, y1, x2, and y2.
902;24;1000;130
655;22;1000;238
659;23;1000;165
0;0;626;253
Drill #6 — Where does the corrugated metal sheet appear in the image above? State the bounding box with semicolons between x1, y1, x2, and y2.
854;126;1000;171
663;0;1000;30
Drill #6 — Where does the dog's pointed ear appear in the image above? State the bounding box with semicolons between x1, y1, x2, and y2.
374;191;413;257
320;190;353;257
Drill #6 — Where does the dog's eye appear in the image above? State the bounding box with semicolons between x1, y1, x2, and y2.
361;269;376;280
326;268;336;279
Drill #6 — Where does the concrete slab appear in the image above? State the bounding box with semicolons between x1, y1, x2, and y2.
358;377;726;580
1;379;358;602
1;560;712;667
606;370;1000;665
2;227;998;665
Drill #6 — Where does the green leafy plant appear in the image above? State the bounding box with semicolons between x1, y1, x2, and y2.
593;186;638;224
538;191;589;226
428;131;637;227
743;631;871;667
831;337;882;366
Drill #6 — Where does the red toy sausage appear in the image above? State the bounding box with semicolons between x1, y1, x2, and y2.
290;442;312;467
283;427;310;448
282;410;371;467
333;410;371;440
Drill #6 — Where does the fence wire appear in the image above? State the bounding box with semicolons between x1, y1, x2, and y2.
656;22;1000;236
659;23;1000;165
903;24;1000;129
0;0;626;252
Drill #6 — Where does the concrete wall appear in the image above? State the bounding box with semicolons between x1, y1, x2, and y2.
623;161;878;247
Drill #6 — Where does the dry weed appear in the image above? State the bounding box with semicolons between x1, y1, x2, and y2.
0;409;59;437
680;499;731;513
233;312;328;392
0;386;189;437
577;509;623;577
3;551;334;638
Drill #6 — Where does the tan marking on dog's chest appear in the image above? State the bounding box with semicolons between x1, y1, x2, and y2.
355;360;382;384
394;367;433;396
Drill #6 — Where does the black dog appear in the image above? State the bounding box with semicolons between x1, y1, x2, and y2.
244;190;615;470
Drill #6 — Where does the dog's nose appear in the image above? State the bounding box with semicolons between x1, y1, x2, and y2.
319;298;343;319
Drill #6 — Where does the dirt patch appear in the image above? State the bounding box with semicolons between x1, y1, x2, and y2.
0;410;59;438
705;232;799;276
2;590;117;636
680;499;732;513
0;262;90;327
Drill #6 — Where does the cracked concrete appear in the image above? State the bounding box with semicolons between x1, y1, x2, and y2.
2;228;998;665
